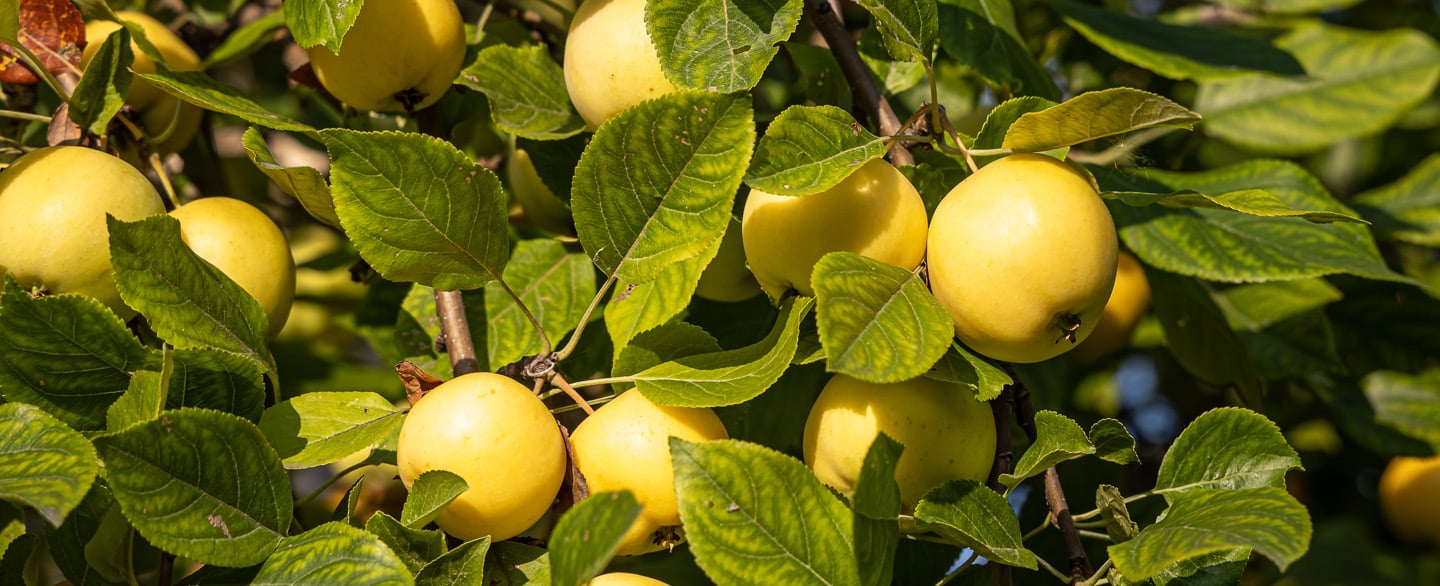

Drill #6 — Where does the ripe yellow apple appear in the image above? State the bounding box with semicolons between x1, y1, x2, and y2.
694;217;762;303
0;146;165;318
927;154;1118;364
306;0;465;112
1378;456;1440;547
396;372;566;541
803;374;995;509
742;159;928;300
169;197;296;337
82;11;203;153
570;390;728;555
1069;251;1151;364
564;0;678;128
506;146;574;235
589;572;670;586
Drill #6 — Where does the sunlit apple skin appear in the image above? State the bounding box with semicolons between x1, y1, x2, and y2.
82;12;203;153
570;390;728;555
169;197;296;337
564;0;678;128
1378;456;1440;547
1069;251;1151;364
742;159;928;300
396;373;566;541
0;146;165;318
927;154;1118;364
589;572;670;586
804;374;995;509
694;217;762;302
506;147;574;235
306;0;465;112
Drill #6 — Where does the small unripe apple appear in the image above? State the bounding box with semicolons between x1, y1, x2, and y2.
306;0;466;112
0;146;165;318
927;154;1118;364
82;11;203;153
506;146;574;236
803;375;995;509
1069;251;1151;364
169;197;296;337
564;0;678;128
694;217;762;303
742;159;928;300
1378;456;1440;547
396;373;567;541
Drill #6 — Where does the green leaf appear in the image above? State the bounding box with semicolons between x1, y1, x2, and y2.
284;0;363;52
936;0;1061;102
1089;419;1138;465
415;537;490;586
253;521;414;585
482;542;550;585
1109;488;1311;580
1153;408;1301;496
572;90;754;284
201;9;287;69
1194;22;1440;155
400;470;468;530
141;71;315;132
47;482;125;586
516;134;586;205
70;26;132;135
784;42;852;109
258;392;403;470
549;491;643;586
1146;269;1258;390
107;369;167;432
243;127;338;228
0;530;34;586
0;403;99;527
1351;153;1440;246
744;106;886;196
1002;88;1200;152
1149;548;1249;586
858;28;927;94
999;411;1092;488
1216;280;1346;380
852;434;902;586
456;44;584;140
924;344;1011;402
1217;279;1342;330
1363;370;1440;452
0;503;23;562
1049;0;1304;81
913;480;1037;569
855;0;938;62
0;276;158;431
671;438;860;586
322;129;511;290
648;0;804;92
366;512;447;575
971;96;1058;167
633;297;812;407
613;322;723;382
1207;0;1360;13
168;347;267;424
108;215;279;383
1102;189;1363;224
604;236;722;356
812;252;952;383
92;408;292;567
84;502;134;584
1095;484;1137;543
484;240;596;370
0;0;16;40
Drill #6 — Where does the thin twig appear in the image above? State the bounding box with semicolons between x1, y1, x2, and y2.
937;550;980;586
0;110;52;123
803;0;914;166
435;290;481;375
988;388;1015;586
554;273;616;361
548;373;595;415
1044;466;1092;582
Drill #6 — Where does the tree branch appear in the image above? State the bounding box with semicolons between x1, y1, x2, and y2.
1013;380;1093;582
803;0;914;166
987;388;1015;586
435;290;481;375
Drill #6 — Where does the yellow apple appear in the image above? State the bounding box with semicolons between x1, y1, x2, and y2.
306;0;465;112
1069;251;1151;364
694;217;762;302
82;11;203;153
742;159;928;300
506;146;574;235
0;146;165;318
170;197;296;337
803;374;995;509
570;390;728;555
1378;456;1440;547
564;0;678;128
927;154;1118;364
589;572;670;586
396;372;567;541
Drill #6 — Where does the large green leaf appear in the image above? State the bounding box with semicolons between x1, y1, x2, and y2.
937;0;1061;101
1109;488;1310;580
923;343;1011;402
812;252;952;383
998;411;1092;489
633;297;811;407
1363;370;1440;452
1217;278;1343;330
1049;0;1304;81
0;276;157;430
744;105;886;196
1194;22;1440;154
1216;280;1347;380
672;438;860;586
284;0;363;52
1153;408;1301;497
855;0;938;62
1146;269;1259;390
913;480;1037;569
243;127;338;228
93;408;292;567
456;44;584;140
415;537;489;586
253;521;414;585
167;347;267;424
1002;88;1200;152
141;71;315;132
322;129;511;290
70;26;132;135
1102;189;1362;224
572;90;754;284
648;0;803;92
258;392;404;470
604;235;722;357
484;239;596;370
549;491;643;586
0;403;98;527
971;96;1058;167
852;434;902;586
1351;153;1440;246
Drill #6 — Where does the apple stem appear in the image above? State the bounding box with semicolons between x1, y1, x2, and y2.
803;0;914;166
549;373;595;415
146;152;181;211
554;272;616;362
435;289;482;375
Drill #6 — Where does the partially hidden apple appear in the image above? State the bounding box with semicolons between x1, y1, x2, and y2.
82;11;203;153
306;0;466;112
169;197;296;337
564;0;678;128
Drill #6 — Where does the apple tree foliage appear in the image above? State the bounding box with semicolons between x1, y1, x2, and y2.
2;0;1439;584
